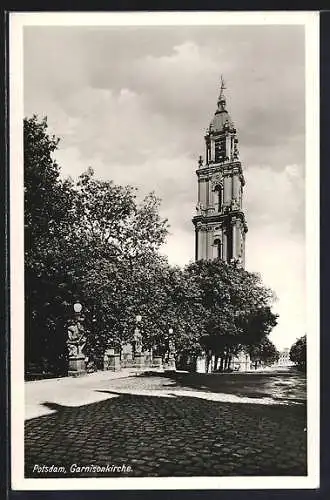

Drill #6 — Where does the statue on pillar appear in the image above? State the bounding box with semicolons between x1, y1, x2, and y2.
168;339;175;356
67;319;86;358
196;201;204;214
134;328;143;354
231;198;240;210
165;338;176;371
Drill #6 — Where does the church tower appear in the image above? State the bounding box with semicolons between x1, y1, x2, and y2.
192;77;248;266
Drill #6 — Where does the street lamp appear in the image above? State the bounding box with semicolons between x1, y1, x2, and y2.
73;301;82;314
168;328;174;357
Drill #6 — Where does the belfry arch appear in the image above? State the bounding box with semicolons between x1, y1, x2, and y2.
213;184;223;213
213;238;222;260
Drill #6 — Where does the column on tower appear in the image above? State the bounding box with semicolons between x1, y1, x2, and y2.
226;134;231;160
237;222;242;260
232;220;237;260
240;224;245;261
206;228;212;260
233;175;240;206
232;220;242;260
196;228;201;260
223;174;232;205
210;140;215;162
239;184;243;209
205;137;210;164
199;227;207;260
228;227;233;261
222;227;227;262
240;226;245;262
242;232;246;266
208;179;214;210
230;136;234;160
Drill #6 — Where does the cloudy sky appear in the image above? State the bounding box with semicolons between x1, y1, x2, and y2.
24;23;306;350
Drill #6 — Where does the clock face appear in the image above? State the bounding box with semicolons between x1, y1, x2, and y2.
215;137;226;162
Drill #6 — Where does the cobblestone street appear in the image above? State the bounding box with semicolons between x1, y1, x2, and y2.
25;369;307;478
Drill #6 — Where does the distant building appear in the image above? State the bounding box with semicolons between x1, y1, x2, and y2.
277;348;294;367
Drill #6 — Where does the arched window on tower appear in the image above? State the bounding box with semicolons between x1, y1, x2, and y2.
227;227;233;262
215;137;226;163
213;238;222;260
214;185;223;212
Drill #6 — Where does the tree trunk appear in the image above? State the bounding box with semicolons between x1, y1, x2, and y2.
189;356;197;373
224;353;229;371
205;355;211;373
220;356;224;372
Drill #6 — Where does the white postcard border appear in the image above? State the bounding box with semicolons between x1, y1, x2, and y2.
9;10;320;491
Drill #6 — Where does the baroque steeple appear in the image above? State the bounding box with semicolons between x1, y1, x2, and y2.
192;78;248;266
210;76;234;134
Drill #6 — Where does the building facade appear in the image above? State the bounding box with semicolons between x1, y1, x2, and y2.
277;348;294;367
192;78;248;266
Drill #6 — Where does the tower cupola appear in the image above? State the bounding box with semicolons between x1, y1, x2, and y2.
210;76;235;133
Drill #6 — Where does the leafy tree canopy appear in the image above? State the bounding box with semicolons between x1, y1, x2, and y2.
247;337;280;368
185;259;278;359
289;335;306;371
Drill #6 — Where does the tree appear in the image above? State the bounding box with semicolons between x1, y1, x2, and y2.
24;116;170;374
247;337;280;369
289;335;306;371
185;259;278;372
24;116;77;374
65;168;170;361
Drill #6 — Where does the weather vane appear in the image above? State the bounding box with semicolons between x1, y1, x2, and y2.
220;74;226;91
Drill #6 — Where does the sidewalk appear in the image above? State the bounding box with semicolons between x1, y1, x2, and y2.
25;368;152;420
25;367;304;421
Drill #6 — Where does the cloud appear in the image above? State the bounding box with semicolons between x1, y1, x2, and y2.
24;25;305;170
23;24;306;350
245;163;305;235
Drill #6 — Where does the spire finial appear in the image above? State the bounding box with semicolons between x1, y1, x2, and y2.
220;74;226;94
217;75;227;109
